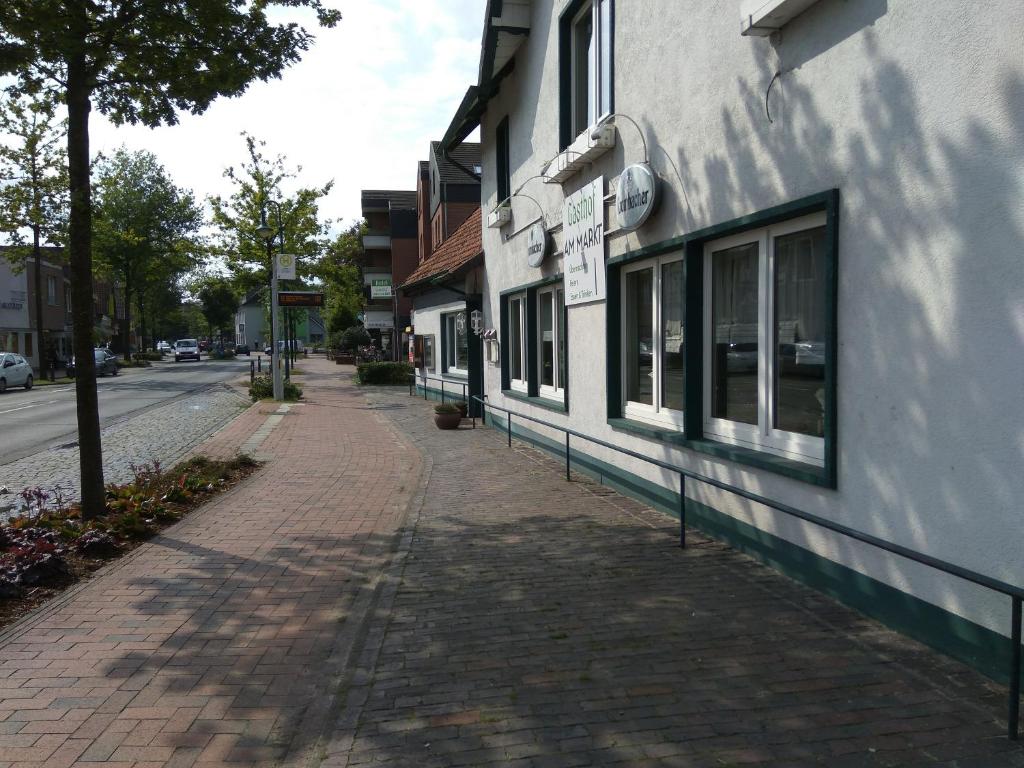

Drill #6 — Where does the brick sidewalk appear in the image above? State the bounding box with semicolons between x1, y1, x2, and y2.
0;359;422;768
2;363;1021;767
314;386;1024;768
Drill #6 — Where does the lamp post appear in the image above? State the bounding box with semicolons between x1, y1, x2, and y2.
256;203;284;401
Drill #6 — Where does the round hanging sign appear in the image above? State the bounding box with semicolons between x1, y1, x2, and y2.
615;163;658;232
526;220;549;268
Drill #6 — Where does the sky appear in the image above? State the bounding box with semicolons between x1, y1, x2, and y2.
88;0;486;231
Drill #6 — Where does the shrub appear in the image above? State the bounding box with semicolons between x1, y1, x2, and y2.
340;326;371;352
356;361;414;385
248;375;302;402
135;351;162;361
434;403;460;414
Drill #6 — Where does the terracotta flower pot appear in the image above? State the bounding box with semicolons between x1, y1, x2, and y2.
434;412;462;430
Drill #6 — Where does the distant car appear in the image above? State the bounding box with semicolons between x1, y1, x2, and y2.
264;345;273;356
67;349;119;378
0;353;33;392
236;344;250;356
175;339;201;362
156;341;172;353
198;340;211;352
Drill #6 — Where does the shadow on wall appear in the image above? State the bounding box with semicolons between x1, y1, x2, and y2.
640;14;1024;625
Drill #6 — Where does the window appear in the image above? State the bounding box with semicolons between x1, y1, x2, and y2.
537;286;566;398
64;285;71;314
424;335;434;371
47;276;57;305
505;292;527;391
496;117;511;205
443;311;468;374
561;0;613;147
703;212;827;464
622;255;685;427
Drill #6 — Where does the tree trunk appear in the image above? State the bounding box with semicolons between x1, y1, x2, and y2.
138;295;147;352
67;57;105;521
121;269;131;360
31;223;45;379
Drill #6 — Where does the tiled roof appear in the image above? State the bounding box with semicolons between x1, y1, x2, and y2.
401;208;482;291
431;141;481;184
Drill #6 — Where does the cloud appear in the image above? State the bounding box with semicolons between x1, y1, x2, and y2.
87;0;485;230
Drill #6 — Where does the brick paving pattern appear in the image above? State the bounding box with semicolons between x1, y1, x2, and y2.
0;360;422;767
0;386;249;519
0;359;1021;767
316;386;1024;768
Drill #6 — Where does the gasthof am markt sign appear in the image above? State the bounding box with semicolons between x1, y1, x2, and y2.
562;176;605;305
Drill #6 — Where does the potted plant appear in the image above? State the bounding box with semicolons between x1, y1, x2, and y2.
451;400;468;418
434;402;462;430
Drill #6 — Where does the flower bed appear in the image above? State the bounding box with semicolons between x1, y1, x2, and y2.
0;454;260;630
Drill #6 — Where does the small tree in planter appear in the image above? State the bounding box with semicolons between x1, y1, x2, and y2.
434;402;462;430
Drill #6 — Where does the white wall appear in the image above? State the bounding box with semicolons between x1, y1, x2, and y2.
478;0;1024;635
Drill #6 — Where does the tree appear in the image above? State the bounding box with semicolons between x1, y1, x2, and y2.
93;148;203;357
0;0;340;519
209;134;334;294
315;222;365;337
196;277;237;344
0;93;68;378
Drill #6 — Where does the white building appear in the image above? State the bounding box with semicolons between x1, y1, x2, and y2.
439;0;1024;683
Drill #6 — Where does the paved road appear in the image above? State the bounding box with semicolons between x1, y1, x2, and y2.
0;357;252;465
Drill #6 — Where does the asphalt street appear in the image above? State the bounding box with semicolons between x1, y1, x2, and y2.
0;356;253;466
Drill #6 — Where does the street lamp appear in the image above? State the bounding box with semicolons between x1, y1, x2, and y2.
257;204;284;401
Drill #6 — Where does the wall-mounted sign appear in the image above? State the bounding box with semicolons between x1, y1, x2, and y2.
364;310;394;330
615;164;658;232
278;291;324;307
370;277;393;299
526;221;548;268
277;253;297;280
563;175;605;306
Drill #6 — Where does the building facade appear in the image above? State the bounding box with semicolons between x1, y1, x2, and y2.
360;190;419;357
441;0;1024;680
0;247;74;372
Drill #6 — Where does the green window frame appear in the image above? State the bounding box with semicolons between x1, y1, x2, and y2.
500;276;570;413
606;190;839;487
559;0;614;150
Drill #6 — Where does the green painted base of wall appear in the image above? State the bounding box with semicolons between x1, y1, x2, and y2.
415;384;469;405
482;412;1022;688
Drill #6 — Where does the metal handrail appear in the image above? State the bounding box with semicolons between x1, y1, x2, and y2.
461;393;1022;740
408;372;468;405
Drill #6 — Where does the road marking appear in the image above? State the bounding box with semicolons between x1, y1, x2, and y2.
0;399;59;416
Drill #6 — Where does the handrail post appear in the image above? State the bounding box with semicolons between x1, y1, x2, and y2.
408;374;413;397
507;414;512;447
440;380;445;403
423;374;427;400
565;432;571;481
678;472;687;549
1010;596;1022;740
250;360;255;383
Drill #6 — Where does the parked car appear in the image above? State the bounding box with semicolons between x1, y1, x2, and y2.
67;349;119;378
156;340;172;353
0;353;33;392
236;344;250;356
198;340;211;352
175;339;201;362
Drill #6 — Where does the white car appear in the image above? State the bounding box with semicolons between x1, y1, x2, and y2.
174;339;201;362
156;341;172;353
0;353;32;392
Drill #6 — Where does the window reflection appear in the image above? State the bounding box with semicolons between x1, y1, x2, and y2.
774;227;826;437
626;268;653;405
711;242;759;425
661;261;684;412
510;299;523;381
540;292;554;387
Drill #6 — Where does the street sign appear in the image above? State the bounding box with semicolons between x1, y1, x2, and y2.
277;253;297;280
370;277;393;299
277;291;324;307
563;176;605;305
